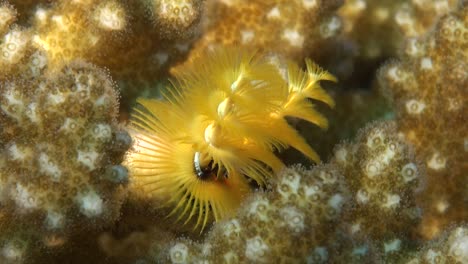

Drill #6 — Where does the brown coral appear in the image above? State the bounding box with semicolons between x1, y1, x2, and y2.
0;60;129;240
155;164;349;263
0;0;203;113
404;225;468;263
379;5;467;239
333;0;460;82
112;122;424;263
0;0;466;263
333;122;423;240
182;0;342;64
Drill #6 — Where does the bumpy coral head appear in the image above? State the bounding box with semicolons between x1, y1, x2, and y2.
125;47;336;231
149;0;202;34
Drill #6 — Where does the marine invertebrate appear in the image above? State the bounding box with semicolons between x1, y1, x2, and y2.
0;2;31;79
338;0;459;60
6;0;203;112
0;56;130;245
333;121;423;239
328;121;424;263
146;0;203;35
379;5;467;239
0;2;16;35
155;164;349;263
404;225;468;263
299;88;392;159
332;0;459;82
125;47;336;230
0;0;466;262
184;0;343;64
32;0;128;68
123;122;422;263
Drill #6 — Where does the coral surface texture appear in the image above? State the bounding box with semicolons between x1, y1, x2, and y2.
0;0;466;263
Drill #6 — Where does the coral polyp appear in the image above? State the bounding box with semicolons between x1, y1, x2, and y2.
125;48;336;230
0;1;466;262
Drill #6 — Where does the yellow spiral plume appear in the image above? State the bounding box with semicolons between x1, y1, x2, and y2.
125;47;336;231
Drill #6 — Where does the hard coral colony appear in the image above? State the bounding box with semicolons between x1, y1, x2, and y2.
0;0;466;263
125;48;336;230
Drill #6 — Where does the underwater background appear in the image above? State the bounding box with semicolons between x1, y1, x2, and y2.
0;0;466;263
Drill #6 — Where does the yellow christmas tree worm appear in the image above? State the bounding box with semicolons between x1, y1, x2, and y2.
125;47;336;231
